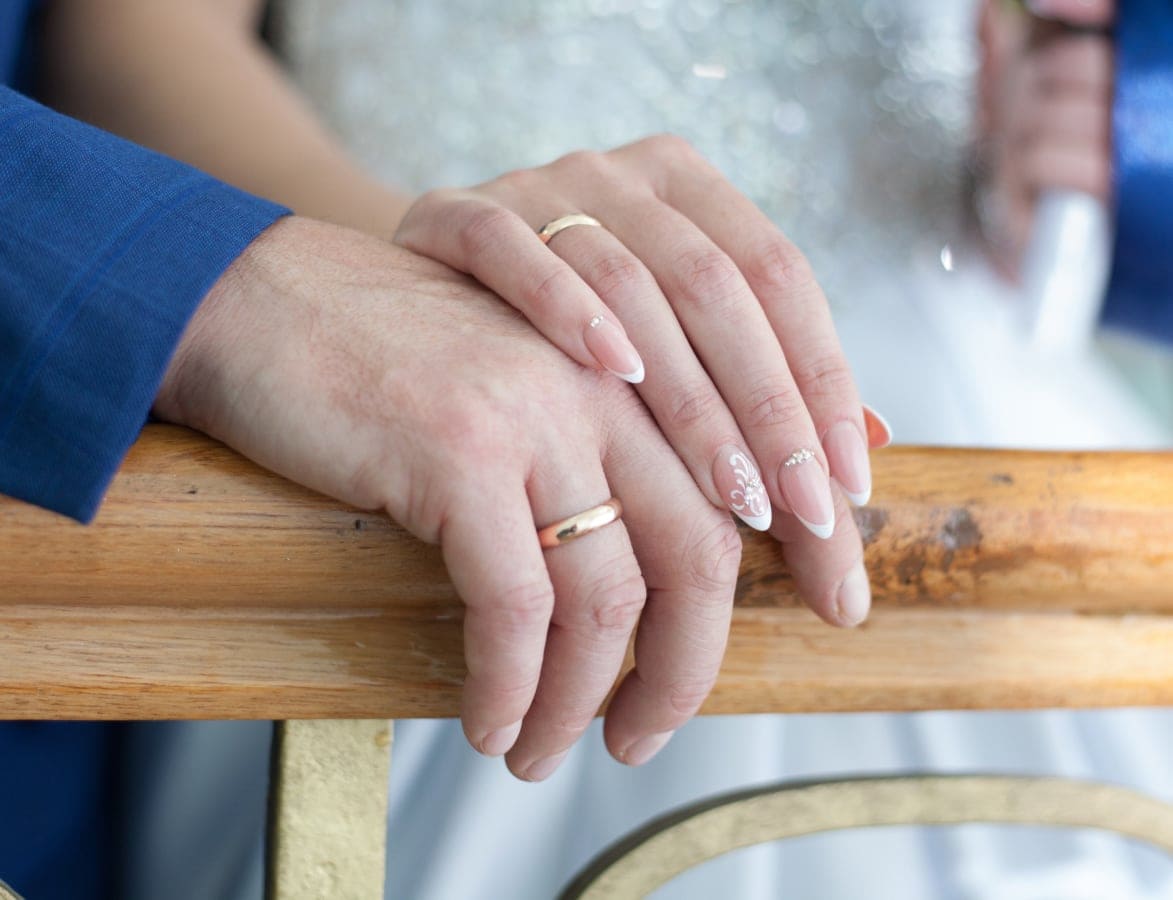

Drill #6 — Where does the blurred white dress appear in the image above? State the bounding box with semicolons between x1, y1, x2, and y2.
138;2;1172;898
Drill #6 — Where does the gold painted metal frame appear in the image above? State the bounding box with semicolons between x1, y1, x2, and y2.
561;775;1173;899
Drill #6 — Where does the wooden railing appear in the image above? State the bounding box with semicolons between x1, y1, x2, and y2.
2;426;1171;718
2;426;1171;897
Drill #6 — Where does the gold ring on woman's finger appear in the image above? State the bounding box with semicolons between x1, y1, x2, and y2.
537;213;603;244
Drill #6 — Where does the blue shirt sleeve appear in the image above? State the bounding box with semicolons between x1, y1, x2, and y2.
0;87;290;522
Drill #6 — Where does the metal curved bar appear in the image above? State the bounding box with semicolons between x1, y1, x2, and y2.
560;775;1173;899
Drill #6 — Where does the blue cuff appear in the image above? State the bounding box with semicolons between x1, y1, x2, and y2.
0;87;290;521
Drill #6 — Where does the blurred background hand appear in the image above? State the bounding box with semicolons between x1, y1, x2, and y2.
975;0;1115;278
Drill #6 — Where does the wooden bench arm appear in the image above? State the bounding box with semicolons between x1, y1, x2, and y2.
1;426;1170;719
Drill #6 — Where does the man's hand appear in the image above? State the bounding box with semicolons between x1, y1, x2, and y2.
156;217;753;779
396;136;875;574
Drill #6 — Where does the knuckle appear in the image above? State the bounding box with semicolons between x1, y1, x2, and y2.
492;166;540;197
395;187;458;245
595;369;650;415
586;253;648;299
458;204;517;259
489;580;556;626
430;392;516;460
407;186;456;218
665;384;723;433
745;237;818;298
552;148;608;179
743;379;807;432
560;556;647;633
576;567;647;632
683;515;743;596
791;353;856;405
676;247;742;308
640;133;700;164
526;265;578;311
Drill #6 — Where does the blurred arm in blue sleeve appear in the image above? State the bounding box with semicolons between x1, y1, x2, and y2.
0;85;288;521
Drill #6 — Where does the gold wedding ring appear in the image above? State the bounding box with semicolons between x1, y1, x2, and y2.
537;498;623;549
537;213;603;244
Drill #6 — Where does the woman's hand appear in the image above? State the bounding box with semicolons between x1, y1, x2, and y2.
46;0;882;632
156;216;769;779
394;136;876;610
977;0;1114;275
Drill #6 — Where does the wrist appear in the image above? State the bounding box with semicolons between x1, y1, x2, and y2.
153;215;298;432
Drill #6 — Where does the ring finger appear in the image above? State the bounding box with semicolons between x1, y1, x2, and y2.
505;452;647;781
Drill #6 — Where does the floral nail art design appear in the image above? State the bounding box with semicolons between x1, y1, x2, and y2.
729;451;769;520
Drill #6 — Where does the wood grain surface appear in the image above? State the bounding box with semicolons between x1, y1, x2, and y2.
1;426;1170;719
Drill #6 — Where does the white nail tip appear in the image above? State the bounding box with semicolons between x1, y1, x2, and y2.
796;512;835;540
617;361;645;384
866;406;893;438
845;486;872;507
734;509;773;532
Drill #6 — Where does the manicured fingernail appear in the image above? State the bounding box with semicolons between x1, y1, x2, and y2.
824;421;872;507
835;560;872;627
522;749;569;782
862;404;893;449
584;315;645;384
480;720;522;757
714;445;771;531
779;448;835;539
620;730;674;766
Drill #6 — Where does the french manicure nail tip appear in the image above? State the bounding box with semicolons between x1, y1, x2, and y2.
862;404;893;449
779;447;836;540
824;420;872;507
844;486;871;508
796;511;836;540
716;448;772;531
584;315;645;384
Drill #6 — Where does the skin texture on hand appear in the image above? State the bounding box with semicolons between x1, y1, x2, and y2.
156;216;753;780
395;136;875;612
45;0;879;778
40;0;874;654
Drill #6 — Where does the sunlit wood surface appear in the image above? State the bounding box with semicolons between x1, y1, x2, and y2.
1;425;1170;719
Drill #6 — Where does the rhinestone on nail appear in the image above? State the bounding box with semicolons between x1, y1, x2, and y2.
588;315;605;328
784;448;816;467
